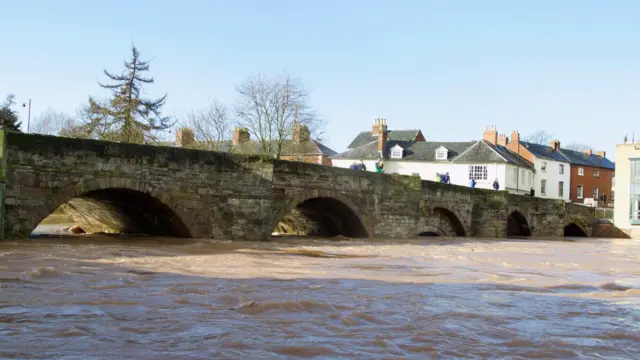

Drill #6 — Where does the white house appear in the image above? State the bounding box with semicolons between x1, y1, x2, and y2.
614;142;639;238
332;120;535;194
502;131;572;201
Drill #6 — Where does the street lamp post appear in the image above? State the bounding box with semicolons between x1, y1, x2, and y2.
22;99;31;133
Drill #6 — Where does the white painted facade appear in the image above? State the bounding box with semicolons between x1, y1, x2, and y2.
614;143;640;238
504;164;535;195
531;158;571;200
332;159;379;172
333;158;534;193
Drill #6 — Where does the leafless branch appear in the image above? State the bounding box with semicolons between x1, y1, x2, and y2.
523;130;553;145
31;108;78;136
234;72;325;159
182;99;232;151
564;143;591;152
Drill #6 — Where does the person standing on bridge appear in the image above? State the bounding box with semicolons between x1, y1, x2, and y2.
492;178;500;191
470;177;477;189
375;159;384;173
359;159;367;171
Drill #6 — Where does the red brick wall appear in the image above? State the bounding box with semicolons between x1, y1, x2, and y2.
569;165;614;207
415;131;426;142
505;142;536;164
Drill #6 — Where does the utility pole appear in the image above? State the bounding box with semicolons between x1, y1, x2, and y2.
22;99;31;133
516;139;520;194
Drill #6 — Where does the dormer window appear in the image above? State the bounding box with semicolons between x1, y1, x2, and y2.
435;146;448;160
390;145;403;159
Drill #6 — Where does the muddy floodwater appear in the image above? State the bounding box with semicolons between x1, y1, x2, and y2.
1;235;639;359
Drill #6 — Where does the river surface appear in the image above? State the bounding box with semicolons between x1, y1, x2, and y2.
1;235;639;359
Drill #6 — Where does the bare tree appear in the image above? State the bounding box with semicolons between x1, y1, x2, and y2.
523;130;553;145
31;108;91;138
182;99;232;151
234;72;325;159
564;143;591;152
31;109;74;135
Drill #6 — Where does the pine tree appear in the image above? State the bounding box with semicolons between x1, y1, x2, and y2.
85;45;172;143
0;94;22;132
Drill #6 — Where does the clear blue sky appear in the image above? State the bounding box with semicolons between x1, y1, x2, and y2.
2;0;639;158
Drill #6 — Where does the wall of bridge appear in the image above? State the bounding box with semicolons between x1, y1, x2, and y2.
0;132;596;240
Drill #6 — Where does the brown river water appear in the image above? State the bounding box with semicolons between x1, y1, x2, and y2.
1;233;639;359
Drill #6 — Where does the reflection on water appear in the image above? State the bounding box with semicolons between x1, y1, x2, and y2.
1;235;639;359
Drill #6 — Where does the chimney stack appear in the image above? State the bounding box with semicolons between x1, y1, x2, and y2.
293;122;310;144
510;130;520;145
232;127;250;145
549;139;560;151
482;125;498;144
497;134;508;147
584;148;593;156
595;151;606;158
176;128;195;148
372;118;388;136
378;126;388;154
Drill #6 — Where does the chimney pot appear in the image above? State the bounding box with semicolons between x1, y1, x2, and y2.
482;125;499;144
497;134;508;147
372;117;388;136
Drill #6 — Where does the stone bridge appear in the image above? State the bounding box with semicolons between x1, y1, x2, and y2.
0;131;595;240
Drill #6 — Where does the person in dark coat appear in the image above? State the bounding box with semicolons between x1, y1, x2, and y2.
359;159;367;171
492;178;500;190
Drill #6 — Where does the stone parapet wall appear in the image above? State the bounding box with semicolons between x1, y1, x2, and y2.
0;131;597;240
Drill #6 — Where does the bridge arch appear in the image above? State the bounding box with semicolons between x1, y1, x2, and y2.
28;177;194;238
564;220;589;237
418;206;467;237
417;225;445;237
271;191;370;238
506;210;532;237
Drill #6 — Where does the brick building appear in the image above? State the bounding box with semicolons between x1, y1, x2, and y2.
502;131;614;207
173;123;337;166
560;149;615;207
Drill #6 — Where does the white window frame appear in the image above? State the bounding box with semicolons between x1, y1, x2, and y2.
435;150;447;160
541;161;547;172
593;187;599;200
578;167;584;176
593;169;600;178
558;181;564;197
468;165;488;181
541;179;547;195
559;164;564;175
390;147;403;159
577;185;583;199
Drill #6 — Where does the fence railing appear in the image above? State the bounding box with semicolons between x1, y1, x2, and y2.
595;207;614;220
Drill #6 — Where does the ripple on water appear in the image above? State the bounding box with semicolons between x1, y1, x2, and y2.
0;237;639;359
